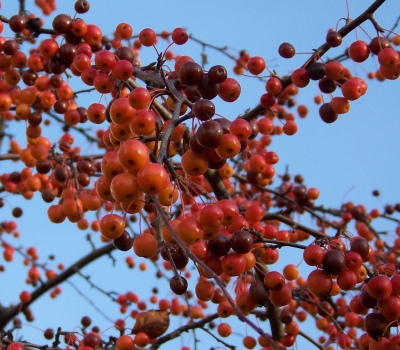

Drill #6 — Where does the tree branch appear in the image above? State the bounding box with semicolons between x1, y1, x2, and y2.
150;313;219;349
233;174;339;230
0;243;116;330
262;213;328;239
45;111;98;143
241;0;387;121
298;330;324;350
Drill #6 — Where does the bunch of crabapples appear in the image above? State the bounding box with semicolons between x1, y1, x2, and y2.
2;1;400;349
275;34;399;126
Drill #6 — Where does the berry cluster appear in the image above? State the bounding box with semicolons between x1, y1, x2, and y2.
0;0;399;350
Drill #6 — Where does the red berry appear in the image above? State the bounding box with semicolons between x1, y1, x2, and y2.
348;40;370;63
171;28;188;45
139;28;157;47
247;56;266;75
279;42;295;58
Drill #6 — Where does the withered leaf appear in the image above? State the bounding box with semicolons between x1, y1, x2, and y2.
132;309;170;338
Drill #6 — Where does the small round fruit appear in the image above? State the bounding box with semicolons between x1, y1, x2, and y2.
170;276;188;295
133;234;158;258
137;163;169;194
230;230;254;254
279;42;295;58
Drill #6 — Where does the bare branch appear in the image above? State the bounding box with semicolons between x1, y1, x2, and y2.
0;243;116;330
45;111;98;143
150;313;219;349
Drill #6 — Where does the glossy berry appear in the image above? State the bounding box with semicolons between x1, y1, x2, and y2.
208;65;227;84
319;103;338;123
114;46;135;63
360;290;378;308
218;78;241;102
364;312;386;339
307;269;332;296
230;230;254;254
133;234;158;258
369;36;391;55
221;253;246;276
350;237;369;260
331;97;350;114
278;42;295;58
291;68;309;88
260;93;276;108
322;249;345;275
378;47;399;68
52;14;72;34
307;62;326;80
326;31;342;47
208;234;230;257
282;120;297;136
172;28;188;45
196;120;223;148
367;275;392;300
192;99;215;121
75;0;90;13
266;77;282;94
83;332;102;348
113;231;133;251
9;15;27;33
7;343;24;350
44;328;54;340
341;79;363;101
137;163;169;194
247;56;266;75
230;119;252;141
198;74;220;100
115;23;133;40
348;40;370;63
170;276;188;295
264;271;285;290
303;245;324;266
249;281;270;306
179;61;203;86
139;28;157;47
318;77;336;93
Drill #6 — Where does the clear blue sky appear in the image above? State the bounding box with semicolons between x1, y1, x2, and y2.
1;0;399;349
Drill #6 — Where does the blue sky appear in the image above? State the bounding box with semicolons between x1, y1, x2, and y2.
1;0;400;349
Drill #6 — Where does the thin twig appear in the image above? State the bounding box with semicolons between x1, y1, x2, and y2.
150;313;219;349
66;280;115;323
76;271;119;301
0;243;116;329
45;111;98;143
298;330;324;350
200;327;236;350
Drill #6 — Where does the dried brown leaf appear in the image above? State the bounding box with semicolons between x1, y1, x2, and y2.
132;309;170;338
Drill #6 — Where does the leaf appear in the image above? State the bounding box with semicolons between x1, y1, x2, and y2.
132;309;170;338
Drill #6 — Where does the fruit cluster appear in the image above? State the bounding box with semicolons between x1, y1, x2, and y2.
0;0;400;349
